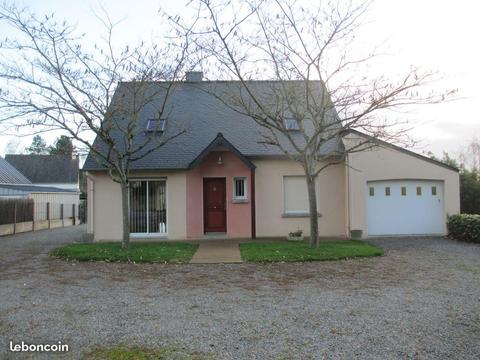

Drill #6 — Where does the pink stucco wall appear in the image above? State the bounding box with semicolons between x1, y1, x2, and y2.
186;151;252;239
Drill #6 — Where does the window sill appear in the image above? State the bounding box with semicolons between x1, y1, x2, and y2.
232;198;248;204
282;212;322;218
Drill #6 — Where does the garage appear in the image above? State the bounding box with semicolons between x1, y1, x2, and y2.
367;180;444;236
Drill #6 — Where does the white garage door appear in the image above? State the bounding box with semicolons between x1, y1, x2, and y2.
367;180;444;236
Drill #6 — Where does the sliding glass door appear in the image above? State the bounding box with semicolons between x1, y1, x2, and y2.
129;180;166;235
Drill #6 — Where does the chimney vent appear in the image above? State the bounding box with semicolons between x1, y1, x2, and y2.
185;71;203;82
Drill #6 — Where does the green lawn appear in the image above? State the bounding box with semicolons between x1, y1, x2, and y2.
240;240;383;263
51;242;198;263
85;346;210;360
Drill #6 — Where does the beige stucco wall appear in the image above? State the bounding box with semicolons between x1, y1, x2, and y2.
86;176;94;234
86;171;187;241
345;134;460;237
253;158;347;238
85;137;459;241
87;160;347;241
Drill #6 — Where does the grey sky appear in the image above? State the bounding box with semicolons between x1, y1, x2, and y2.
1;0;478;157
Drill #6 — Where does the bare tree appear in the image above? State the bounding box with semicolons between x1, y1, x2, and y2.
170;0;455;247
4;138;23;154
459;138;480;171
0;3;195;247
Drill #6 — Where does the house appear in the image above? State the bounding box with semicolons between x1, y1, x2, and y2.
0;156;80;235
83;72;460;241
5;154;80;191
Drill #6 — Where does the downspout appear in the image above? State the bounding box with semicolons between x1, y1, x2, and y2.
250;168;256;239
345;155;351;238
86;172;95;237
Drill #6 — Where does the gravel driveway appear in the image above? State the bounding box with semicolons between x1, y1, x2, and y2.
0;228;479;359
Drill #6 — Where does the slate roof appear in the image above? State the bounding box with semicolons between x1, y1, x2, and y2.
5;155;79;183
0;184;78;193
83;80;343;171
0;156;32;184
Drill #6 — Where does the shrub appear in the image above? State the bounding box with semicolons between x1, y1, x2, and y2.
447;214;480;243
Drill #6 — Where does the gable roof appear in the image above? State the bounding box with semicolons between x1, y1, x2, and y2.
189;132;256;169
0;156;32;184
83;80;342;171
344;129;459;172
5;154;79;183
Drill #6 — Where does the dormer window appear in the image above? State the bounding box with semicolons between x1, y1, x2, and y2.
146;118;166;133
284;118;299;131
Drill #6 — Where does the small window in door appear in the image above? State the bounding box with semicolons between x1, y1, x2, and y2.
416;186;422;196
369;187;375;196
385;187;391;196
233;177;247;202
401;186;407;196
431;186;437;196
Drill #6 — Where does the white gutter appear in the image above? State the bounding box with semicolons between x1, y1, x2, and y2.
345;154;351;237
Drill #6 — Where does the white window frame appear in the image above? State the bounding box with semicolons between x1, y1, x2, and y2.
232;177;248;202
284;118;300;131
128;178;168;237
146;118;166;132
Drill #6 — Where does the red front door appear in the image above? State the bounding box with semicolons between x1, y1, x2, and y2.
204;178;226;233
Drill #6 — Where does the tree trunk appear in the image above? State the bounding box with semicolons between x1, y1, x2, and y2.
120;181;130;249
306;175;319;248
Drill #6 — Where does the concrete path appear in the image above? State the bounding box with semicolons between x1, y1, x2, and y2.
190;240;243;263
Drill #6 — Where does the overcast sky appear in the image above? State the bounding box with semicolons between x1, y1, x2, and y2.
1;0;478;158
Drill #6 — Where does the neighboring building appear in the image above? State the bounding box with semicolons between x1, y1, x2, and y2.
0;155;80;205
83;73;460;241
0;156;80;235
0;155;32;187
5;154;80;191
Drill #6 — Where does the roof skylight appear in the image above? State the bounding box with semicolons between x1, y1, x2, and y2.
146;118;166;133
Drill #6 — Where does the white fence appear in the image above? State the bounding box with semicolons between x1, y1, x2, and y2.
33;202;79;221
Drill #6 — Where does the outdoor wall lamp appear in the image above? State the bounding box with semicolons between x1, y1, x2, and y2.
217;155;224;165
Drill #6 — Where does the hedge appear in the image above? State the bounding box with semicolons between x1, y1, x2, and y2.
447;214;480;243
